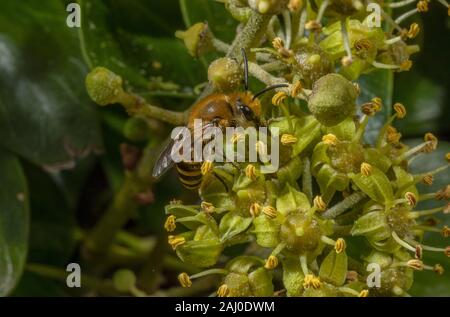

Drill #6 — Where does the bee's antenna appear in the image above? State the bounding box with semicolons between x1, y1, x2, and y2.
252;83;289;101
241;48;249;91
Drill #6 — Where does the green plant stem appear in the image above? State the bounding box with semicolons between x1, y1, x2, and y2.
118;92;187;126
26;263;120;296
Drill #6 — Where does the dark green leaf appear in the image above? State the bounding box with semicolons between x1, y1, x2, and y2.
0;149;29;296
0;1;103;170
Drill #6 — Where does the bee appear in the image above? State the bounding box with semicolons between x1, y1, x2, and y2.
152;49;288;189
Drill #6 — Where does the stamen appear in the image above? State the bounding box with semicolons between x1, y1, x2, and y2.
400;60;413;71
201;201;215;214
435;185;450;200
245;164;258;180
201;160;214;175
387;0;418;8
250;202;262;217
305;20;322;32
303;274;322;289
407;259;424;270
316;0;329;23
406;23;420;39
299;255;309;276
442;226;450;238
262;206;278;219
217;284;230;297
409;205;446;218
164;215;177;232
417;1;429;12
372;60;401;70
322;134;339;146
360;162;373;177
168;235;186;250
314;195;327;211
341;19;353;66
385;35;403;45
392;231;416;252
405;192;417;207
434;264;444;275
358;290;369;297
415;244;423;259
281;134;298;145
393;103;407;118
290;81;303;97
272;91;288;106
264;255;279;269
321;236;336;246
335;238;346;253
178;273;192;287
395;8;419;24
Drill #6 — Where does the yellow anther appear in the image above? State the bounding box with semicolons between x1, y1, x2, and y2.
231;132;244;144
400;60;413;71
415;245;423;259
405;192;417;207
303;274;322;289
322;134;338;146
164;215;177;232
361;102;379;116
281;134;298;146
264;255;279;270
353;83;361;96
422;174;434;186
417;0;429;12
445;203;450;214
371;97;382;110
245;164;258;180
178;273;192;288
393;103;407;118
262;206;278;219
217;284;230;297
288;0;303;12
358;290;369;297
445;246;450;257
360;162;373;177
313;195;327;211
354;38;372;52
201;160;214;175
434;264;444;275
250;202;262;218
443;226;450;238
291;81;303;97
201;201;215;214
407;259;424;271
170;199;183;205
335;238;346;253
305;20;322;32
407;23;420;39
386;130;402;144
255;141;267;157
446;153;450;162
435;185;450;200
272;91;288;106
168;235;186;250
272;37;285;50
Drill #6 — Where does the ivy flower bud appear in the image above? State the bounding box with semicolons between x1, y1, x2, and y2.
208;58;243;92
245;164;258;180
250;202;262;217
264;255;279;269
168;235;186;250
405;192;417;207
281;134;298;145
178;273;192;288
335;238;346;253
248;0;289;15
262;206;278;219
217;284;230;297
164;215;177;232
272;91;288;106
313;195;327;211
86;67;124;106
175;22;213;58
293;44;333;89
360;162;373;177
393;103;407;118
201;160;214;175
308;74;358;126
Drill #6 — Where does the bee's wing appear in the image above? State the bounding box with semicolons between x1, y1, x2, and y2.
152;138;176;179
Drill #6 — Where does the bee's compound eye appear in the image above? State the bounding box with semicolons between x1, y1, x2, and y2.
239;104;255;121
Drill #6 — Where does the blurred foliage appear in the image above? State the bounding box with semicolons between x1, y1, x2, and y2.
0;0;448;297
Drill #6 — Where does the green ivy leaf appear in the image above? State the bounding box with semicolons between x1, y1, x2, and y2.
0;1;103;170
0;149;29;296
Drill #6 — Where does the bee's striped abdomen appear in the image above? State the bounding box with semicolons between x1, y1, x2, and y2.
176;161;203;189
